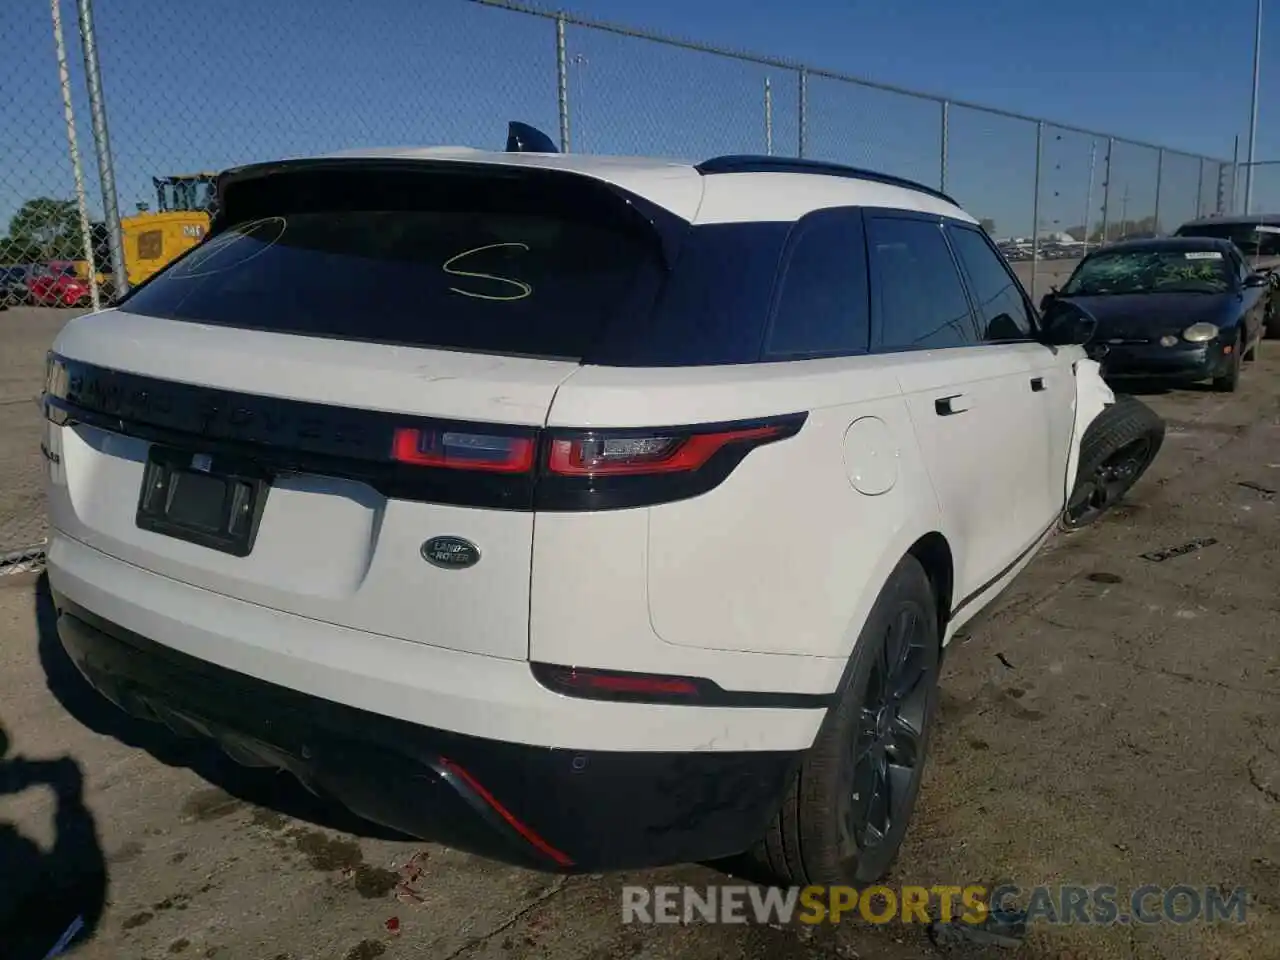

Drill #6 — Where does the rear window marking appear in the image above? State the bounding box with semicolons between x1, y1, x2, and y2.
1254;225;1280;235
167;216;286;279
442;242;533;301
1184;251;1222;260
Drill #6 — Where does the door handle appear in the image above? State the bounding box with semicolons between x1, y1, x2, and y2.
934;394;967;416
1030;377;1046;392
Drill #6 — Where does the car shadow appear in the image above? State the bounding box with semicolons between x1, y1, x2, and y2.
0;720;106;960
1104;376;1217;397
33;573;411;842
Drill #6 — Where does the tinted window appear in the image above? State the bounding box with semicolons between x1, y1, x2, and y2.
947;225;1034;341
124;209;662;360
1175;222;1280;257
867;216;976;350
765;208;870;358
599;222;791;366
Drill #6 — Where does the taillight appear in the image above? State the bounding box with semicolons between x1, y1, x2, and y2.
391;426;535;474
547;425;782;477
536;413;807;511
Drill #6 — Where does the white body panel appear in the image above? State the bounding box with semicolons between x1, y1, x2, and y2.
49;310;579;661
48;533;823;751
43;149;1116;758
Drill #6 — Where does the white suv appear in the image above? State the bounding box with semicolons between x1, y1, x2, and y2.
43;125;1111;885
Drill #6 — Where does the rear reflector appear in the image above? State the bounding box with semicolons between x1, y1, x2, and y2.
530;660;839;708
391;427;535;473
547;425;783;477
536;663;702;697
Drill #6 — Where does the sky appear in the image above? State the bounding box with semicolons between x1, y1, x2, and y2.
0;0;1276;246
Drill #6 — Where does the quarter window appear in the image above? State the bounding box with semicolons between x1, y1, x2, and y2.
867;216;976;350
765;207;870;358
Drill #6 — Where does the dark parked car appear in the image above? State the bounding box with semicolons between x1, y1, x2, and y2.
0;265;32;308
1040;236;1267;392
1173;214;1280;336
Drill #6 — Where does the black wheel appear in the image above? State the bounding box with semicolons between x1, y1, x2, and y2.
1213;334;1243;392
1062;395;1164;530
749;554;940;886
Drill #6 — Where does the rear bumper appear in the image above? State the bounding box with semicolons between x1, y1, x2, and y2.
46;532;821;869
1097;341;1227;380
53;595;803;871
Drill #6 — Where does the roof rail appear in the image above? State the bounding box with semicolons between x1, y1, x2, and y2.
694;155;958;207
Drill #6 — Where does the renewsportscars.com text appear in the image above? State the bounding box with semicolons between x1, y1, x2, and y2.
621;884;1249;926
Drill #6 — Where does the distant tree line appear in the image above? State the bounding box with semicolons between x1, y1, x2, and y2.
0;196;109;265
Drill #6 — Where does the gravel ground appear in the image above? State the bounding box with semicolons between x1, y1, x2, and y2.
5;285;1280;960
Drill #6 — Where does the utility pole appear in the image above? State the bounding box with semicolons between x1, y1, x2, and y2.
1119;183;1130;234
1245;0;1263;214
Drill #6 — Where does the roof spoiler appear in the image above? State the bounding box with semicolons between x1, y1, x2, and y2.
506;121;559;154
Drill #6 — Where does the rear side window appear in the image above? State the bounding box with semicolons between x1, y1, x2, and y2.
946;224;1034;341
867;216;977;351
123;166;667;361
764;207;870;359
595;221;791;367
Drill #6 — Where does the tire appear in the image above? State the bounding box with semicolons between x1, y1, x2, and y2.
748;554;941;886
1212;334;1242;392
1061;395;1164;530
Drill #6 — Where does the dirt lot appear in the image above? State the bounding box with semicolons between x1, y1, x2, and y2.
3;299;1279;960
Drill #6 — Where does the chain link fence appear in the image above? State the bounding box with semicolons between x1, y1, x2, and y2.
0;0;1241;558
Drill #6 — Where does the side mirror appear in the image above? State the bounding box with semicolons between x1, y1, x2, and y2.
1040;298;1098;347
1244;272;1269;288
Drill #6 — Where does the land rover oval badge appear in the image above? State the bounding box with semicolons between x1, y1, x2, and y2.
421;536;480;570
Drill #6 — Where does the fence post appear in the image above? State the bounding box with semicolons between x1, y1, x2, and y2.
50;0;99;311
1101;137;1114;243
1153;148;1164;233
1195;157;1204;218
1030;121;1043;302
1231;135;1241;215
555;15;571;153
797;69;808;158
764;77;773;156
74;0;126;299
939;100;949;193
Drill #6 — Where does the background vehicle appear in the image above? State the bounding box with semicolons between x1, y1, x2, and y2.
1042;237;1266;392
29;262;92;308
1173;214;1280;337
120;173;217;287
44;126;1112;889
0;265;32;307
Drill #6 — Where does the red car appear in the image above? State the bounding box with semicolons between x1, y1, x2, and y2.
29;262;93;307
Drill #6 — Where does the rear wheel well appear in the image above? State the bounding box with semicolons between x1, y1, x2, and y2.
907;533;953;644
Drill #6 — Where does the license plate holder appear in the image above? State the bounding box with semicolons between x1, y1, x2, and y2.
136;446;270;556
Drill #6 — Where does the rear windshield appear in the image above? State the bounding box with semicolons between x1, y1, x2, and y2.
120;163;796;366
123;206;663;361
